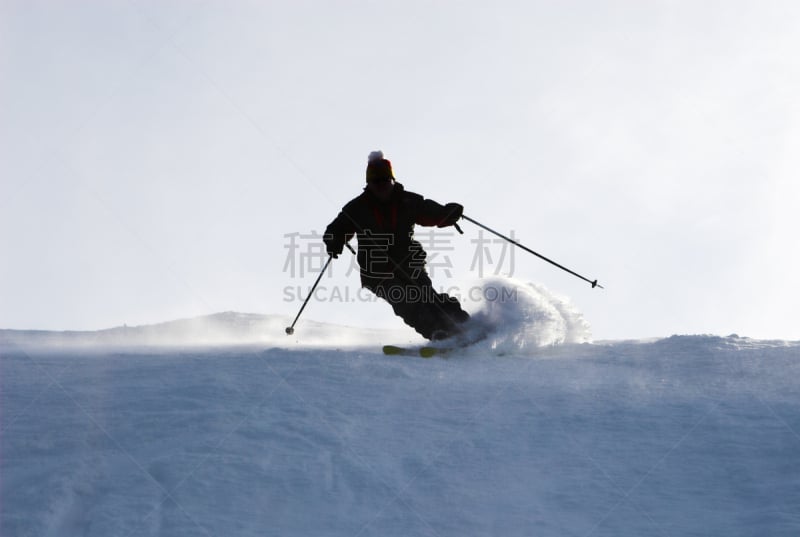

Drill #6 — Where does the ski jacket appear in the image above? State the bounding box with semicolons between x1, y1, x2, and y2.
324;183;462;284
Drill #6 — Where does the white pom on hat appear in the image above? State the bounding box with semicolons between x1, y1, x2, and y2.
368;150;385;163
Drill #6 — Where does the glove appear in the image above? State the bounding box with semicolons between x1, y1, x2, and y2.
439;203;464;227
323;233;344;258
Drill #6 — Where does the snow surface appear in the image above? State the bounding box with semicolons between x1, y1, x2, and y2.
2;279;799;536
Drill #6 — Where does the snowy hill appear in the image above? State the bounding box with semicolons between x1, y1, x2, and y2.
2;280;799;536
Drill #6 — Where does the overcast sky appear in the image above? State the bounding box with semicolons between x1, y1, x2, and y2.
2;1;799;340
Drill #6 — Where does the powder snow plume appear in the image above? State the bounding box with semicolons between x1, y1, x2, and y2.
466;277;592;352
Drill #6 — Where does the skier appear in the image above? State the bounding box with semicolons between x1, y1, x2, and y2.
324;151;470;340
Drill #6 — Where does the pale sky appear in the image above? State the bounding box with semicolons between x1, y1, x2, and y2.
2;1;799;340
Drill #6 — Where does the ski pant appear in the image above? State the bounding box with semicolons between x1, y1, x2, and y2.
362;270;469;340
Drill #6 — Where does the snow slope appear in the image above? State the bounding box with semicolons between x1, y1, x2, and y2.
2;280;799;536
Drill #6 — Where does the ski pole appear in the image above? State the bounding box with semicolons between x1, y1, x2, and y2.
461;214;604;289
285;240;356;335
285;254;334;335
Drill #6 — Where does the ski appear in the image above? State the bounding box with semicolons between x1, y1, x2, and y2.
382;329;489;358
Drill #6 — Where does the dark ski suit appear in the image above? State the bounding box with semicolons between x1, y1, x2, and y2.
324;182;469;340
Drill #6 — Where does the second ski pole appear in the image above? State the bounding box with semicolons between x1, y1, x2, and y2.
285;243;356;335
285;254;334;335
461;214;604;289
